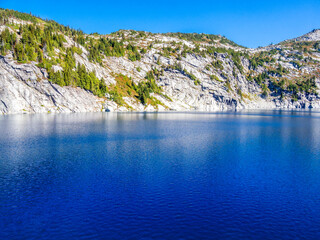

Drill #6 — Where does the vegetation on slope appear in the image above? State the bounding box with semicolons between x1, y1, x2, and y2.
107;70;168;108
0;8;320;106
0;16;108;97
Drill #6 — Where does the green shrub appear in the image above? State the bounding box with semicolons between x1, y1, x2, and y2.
210;75;222;82
212;60;224;70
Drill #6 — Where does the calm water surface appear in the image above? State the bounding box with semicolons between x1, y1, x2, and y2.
1;111;320;240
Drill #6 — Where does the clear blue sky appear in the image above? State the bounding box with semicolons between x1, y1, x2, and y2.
1;0;320;48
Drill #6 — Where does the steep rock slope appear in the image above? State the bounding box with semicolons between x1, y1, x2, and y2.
0;54;103;114
1;9;320;114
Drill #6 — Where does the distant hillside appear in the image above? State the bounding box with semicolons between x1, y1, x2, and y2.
284;29;320;43
0;8;320;114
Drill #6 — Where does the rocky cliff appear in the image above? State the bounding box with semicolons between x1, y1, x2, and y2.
1;9;320;115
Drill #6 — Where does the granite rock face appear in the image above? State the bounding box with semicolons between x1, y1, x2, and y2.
289;29;320;42
0;55;103;114
1;24;320;115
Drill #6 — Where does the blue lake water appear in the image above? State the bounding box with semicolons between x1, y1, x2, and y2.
1;111;320;240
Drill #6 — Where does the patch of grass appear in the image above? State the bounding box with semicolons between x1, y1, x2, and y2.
210;74;223;82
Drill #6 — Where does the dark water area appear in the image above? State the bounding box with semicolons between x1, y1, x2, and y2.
1;111;320;239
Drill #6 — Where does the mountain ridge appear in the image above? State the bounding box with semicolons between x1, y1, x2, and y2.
286;29;320;43
3;8;317;49
0;8;320;114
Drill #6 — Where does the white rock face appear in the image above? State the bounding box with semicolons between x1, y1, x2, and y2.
292;29;320;42
0;56;103;114
1;25;320;115
1;48;319;115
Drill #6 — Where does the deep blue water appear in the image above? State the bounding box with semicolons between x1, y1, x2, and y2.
1;111;320;240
